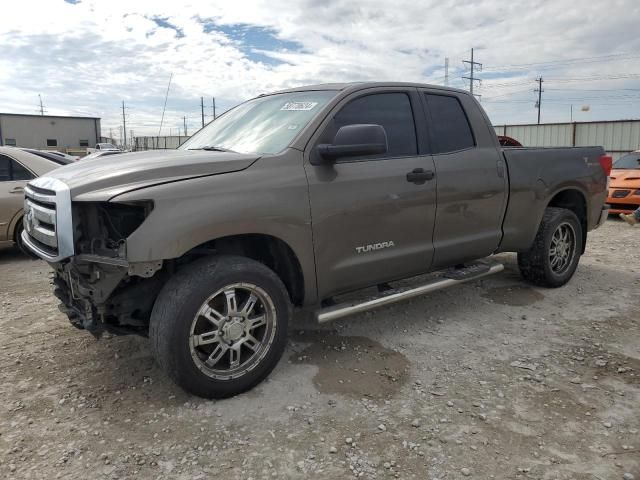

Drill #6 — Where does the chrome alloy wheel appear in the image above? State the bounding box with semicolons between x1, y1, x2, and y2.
189;283;277;380
549;222;576;275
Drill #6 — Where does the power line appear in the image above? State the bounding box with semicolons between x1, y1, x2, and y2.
545;87;640;92
545;73;640;82
483;52;640;71
483;87;534;100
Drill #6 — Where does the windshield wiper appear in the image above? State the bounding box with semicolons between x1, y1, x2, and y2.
189;145;237;153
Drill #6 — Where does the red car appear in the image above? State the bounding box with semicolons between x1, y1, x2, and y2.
607;151;640;215
497;135;523;147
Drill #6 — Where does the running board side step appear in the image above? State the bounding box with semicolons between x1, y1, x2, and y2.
314;260;504;324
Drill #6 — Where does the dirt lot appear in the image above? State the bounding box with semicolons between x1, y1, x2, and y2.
0;219;638;480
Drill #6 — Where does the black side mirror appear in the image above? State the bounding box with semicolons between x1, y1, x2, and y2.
316;124;388;162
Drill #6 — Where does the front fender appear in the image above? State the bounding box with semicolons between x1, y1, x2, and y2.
111;152;318;304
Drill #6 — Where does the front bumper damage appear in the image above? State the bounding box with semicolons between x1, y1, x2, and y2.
51;257;164;337
21;177;163;336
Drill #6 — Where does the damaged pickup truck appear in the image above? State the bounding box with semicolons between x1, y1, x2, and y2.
22;82;611;398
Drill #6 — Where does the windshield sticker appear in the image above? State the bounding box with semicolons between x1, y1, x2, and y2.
281;101;318;111
287;124;299;130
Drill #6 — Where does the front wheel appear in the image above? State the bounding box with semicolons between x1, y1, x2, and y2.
150;255;291;399
517;207;583;288
14;220;36;258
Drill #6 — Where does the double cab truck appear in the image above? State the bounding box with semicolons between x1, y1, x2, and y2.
21;82;611;398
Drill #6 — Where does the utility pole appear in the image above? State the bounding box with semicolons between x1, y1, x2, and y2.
38;94;45;115
201;97;205;127
212;97;216;120
122;101;127;147
462;48;482;97
444;57;449;86
183;116;187;136
534;77;544;124
158;73;173;137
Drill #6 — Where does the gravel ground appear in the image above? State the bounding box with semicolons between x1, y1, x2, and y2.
0;219;638;480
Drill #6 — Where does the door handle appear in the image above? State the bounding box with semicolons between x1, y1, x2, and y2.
496;159;505;178
9;186;24;194
406;168;434;184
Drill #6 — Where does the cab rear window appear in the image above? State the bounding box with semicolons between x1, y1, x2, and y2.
425;94;475;154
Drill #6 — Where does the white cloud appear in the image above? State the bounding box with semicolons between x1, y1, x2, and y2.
1;0;639;138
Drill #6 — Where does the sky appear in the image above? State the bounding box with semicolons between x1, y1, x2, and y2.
1;0;640;141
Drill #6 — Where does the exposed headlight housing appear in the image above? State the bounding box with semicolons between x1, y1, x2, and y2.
72;201;154;257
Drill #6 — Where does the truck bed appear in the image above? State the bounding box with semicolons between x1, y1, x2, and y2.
498;146;608;252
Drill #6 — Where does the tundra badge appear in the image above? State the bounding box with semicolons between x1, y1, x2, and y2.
355;241;395;254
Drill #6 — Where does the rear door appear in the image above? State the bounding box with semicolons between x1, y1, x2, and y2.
420;90;508;268
0;153;34;241
304;88;437;298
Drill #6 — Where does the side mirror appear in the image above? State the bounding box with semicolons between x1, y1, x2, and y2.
316;124;388;162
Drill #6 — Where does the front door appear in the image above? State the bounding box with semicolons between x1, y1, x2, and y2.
0;154;32;241
304;89;437;299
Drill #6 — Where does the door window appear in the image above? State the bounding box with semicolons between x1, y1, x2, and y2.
425;94;475;154
331;92;418;159
0;154;35;181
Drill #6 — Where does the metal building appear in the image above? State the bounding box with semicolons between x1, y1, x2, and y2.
0;113;101;150
494;120;640;160
133;135;190;151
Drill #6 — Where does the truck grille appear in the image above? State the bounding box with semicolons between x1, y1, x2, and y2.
22;177;74;262
24;186;58;255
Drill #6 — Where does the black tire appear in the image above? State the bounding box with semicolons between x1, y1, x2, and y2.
149;255;291;399
14;220;36;258
517;207;583;288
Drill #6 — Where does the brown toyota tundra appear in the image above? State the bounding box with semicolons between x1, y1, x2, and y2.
22;82;611;398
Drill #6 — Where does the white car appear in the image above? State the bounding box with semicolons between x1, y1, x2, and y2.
81;150;124;161
86;143;120;154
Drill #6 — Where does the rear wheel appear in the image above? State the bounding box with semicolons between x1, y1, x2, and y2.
149;255;291;399
517;207;583;288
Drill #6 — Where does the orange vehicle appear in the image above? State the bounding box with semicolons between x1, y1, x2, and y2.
607;150;640;215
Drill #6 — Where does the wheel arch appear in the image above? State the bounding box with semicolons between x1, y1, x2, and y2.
182;233;306;307
546;188;588;253
9;209;24;244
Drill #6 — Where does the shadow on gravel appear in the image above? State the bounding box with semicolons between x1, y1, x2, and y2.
290;330;409;399
0;247;34;264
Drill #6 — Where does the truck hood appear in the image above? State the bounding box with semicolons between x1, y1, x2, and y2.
45;149;260;200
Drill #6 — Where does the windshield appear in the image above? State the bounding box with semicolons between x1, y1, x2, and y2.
613;152;640;169
180;90;336;155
